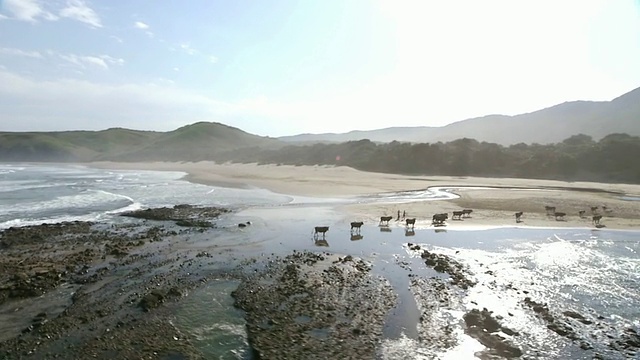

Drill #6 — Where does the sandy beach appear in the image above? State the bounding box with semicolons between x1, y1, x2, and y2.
88;161;640;230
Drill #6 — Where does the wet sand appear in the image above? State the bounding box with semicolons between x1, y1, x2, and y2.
89;162;640;230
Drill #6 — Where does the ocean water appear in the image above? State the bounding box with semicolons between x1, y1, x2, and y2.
0;163;291;229
1;163;639;359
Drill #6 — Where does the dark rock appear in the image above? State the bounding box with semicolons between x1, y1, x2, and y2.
420;250;475;289
463;308;522;358
139;291;165;312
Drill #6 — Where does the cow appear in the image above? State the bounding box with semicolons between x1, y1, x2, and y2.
554;212;566;221
578;210;586;218
379;216;393;226
432;213;448;226
545;206;556;215
313;226;329;240
462;209;473;218
590;206;599;214
350;221;364;233
515;211;523;223
405;218;416;229
593;215;603;225
452;211;464;220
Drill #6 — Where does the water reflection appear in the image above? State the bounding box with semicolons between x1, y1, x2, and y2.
350;234;364;241
314;239;329;247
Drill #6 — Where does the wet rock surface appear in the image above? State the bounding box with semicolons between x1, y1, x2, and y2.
121;204;229;227
521;296;640;358
2;209;637;359
231;251;397;359
413;244;476;289
0;206;234;359
463;308;522;359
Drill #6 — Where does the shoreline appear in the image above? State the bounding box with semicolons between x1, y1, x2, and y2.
86;161;640;231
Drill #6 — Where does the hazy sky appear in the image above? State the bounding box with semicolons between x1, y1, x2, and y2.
1;0;640;136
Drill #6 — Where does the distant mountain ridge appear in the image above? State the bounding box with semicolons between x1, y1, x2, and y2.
279;86;640;145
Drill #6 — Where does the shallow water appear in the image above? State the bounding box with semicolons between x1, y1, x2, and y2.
1;163;639;359
173;280;250;359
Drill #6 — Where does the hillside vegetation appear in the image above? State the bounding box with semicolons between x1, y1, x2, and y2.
0;122;279;162
220;133;640;184
2;123;640;184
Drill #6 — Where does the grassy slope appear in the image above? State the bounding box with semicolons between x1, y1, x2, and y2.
0;122;280;162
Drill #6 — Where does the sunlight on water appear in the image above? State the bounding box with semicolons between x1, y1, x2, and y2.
406;229;640;358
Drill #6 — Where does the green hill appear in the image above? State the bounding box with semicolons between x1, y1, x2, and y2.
0;122;280;162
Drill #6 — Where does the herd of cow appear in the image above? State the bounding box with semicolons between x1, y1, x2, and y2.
313;205;610;240
540;205;608;225
313;209;474;240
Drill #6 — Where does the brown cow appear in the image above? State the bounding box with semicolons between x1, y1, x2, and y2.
432;213;448;226
380;216;393;226
593;215;603;225
405;218;416;229
314;226;329;239
350;221;364;233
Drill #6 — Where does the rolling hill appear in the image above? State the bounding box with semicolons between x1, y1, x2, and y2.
279;86;640;145
0;122;281;162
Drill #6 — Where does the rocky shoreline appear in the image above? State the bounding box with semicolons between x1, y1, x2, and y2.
0;205;234;359
231;251;396;359
1;205;638;359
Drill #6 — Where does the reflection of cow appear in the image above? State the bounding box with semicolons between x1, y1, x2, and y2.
405;218;416;229
379;216;393;226
452;211;464;220
554;212;566;221
462;209;473;218
432;213;448;226
545;206;556;215
314;239;329;247
405;229;415;237
350;221;364;233
515;211;523;223
350;234;363;241
592;215;603;225
314;226;329;240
